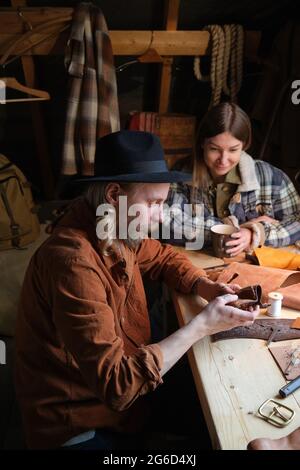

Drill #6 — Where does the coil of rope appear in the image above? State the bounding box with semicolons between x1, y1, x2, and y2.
194;24;244;108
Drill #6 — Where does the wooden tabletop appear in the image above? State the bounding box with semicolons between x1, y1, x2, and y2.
172;249;300;450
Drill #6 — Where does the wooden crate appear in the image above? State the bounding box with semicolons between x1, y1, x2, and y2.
154;113;196;168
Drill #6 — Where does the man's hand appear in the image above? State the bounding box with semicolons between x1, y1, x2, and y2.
225;227;252;256
158;293;258;376
192;294;259;337
248;427;300;451
195;278;240;301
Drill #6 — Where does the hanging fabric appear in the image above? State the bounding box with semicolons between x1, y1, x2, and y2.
62;2;120;176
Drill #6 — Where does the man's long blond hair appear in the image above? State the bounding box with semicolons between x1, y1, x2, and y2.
84;181;138;255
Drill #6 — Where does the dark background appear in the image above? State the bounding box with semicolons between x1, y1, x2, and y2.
0;0;300;198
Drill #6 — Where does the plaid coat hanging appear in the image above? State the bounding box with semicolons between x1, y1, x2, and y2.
62;2;120;175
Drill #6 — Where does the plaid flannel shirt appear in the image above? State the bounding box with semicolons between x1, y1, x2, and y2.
164;152;300;249
62;2;120;175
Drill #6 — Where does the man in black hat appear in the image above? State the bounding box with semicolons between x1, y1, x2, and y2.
15;130;258;450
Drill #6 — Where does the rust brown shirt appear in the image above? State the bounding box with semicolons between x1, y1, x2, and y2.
15;198;205;449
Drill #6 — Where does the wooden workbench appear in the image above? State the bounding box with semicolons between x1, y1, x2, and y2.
172;249;300;450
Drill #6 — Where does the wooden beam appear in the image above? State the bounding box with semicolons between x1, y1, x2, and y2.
0;30;260;57
107;30;262;58
0;7;261;58
20;56;55;199
0;7;73;32
158;0;180;114
10;0;54;199
1;30;211;56
112;30;213;56
164;0;181;30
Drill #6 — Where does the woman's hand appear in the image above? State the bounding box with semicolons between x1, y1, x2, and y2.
225;227;252;256
249;215;278;224
195;278;240;301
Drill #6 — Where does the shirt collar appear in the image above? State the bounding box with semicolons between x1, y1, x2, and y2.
102;242;135;285
224;165;241;184
208;164;241;188
50;198;135;284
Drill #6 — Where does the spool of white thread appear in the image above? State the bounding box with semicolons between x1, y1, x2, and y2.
267;292;283;317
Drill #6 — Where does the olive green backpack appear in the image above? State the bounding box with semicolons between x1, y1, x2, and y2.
0;154;40;250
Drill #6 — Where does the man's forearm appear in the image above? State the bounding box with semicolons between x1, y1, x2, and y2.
157;316;207;376
191;276;213;295
156;293;257;378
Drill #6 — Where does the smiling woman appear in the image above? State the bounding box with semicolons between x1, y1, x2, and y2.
203;133;244;183
193;102;252;191
165;102;300;253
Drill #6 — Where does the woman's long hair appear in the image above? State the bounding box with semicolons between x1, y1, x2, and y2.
192;102;252;195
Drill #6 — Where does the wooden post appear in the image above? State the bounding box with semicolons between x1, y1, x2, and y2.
10;0;54;199
158;0;180;113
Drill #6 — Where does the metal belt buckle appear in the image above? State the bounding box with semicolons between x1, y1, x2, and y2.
258;399;295;427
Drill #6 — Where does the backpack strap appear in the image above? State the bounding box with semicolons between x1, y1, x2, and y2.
0;185;22;249
0;161;13;172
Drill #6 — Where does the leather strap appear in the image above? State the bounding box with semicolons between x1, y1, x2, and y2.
0;186;21;248
212;318;300;342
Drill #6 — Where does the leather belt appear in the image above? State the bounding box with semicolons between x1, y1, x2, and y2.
212;318;300;342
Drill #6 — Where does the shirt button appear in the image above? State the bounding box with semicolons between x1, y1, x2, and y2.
222;184;230;193
223;209;229;216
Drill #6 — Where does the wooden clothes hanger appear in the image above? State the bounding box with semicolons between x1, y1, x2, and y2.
0;77;50;103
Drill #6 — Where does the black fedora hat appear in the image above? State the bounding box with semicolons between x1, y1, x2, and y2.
75;130;192;183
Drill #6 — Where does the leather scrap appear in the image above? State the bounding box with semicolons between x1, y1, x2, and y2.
254;246;300;270
278;283;300;311
268;341;300;380
212;318;300;342
214;262;300;303
291;317;300;330
227;285;268;311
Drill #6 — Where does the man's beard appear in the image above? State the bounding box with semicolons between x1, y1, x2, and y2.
123;226;147;249
123;237;142;249
123;221;160;249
